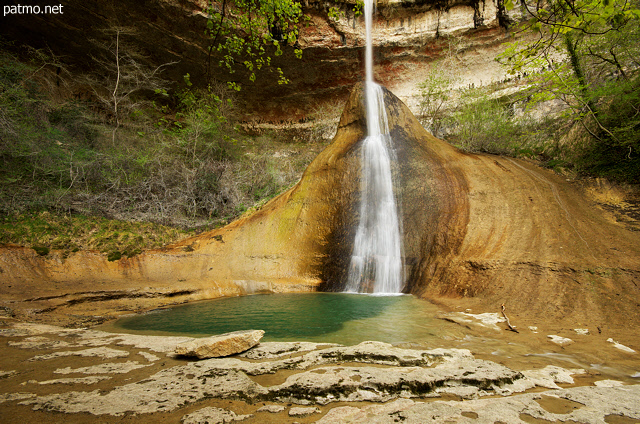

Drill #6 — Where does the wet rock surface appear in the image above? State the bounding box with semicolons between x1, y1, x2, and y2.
237;341;340;360
181;407;253;424
1;322;639;423
0;69;639;423
315;386;640;423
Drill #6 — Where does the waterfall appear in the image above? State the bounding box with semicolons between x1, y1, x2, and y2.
345;0;404;294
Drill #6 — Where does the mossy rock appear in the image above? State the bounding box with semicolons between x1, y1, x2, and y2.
107;251;122;262
32;246;50;256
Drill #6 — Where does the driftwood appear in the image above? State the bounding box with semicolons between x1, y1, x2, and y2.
501;303;519;333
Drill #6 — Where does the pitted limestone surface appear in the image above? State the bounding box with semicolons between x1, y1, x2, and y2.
2;323;639;422
8;336;549;415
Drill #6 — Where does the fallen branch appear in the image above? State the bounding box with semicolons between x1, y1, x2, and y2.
501;303;519;333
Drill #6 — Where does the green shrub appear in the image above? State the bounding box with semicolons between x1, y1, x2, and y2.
418;65;456;137
443;87;560;156
0;44;323;232
575;76;640;182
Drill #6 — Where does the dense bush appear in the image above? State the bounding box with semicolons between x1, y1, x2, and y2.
418;26;639;184
494;0;640;183
0;49;99;205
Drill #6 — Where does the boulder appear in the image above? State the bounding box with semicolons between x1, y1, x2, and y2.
175;330;264;359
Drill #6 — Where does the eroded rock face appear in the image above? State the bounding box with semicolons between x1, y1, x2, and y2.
0;0;519;121
0;83;458;320
315;83;470;291
175;330;265;359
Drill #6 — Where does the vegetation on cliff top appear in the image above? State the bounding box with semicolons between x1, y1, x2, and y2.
420;0;640;182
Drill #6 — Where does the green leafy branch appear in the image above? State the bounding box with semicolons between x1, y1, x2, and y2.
205;0;306;89
328;0;364;21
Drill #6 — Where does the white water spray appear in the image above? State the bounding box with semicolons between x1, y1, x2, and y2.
345;0;404;294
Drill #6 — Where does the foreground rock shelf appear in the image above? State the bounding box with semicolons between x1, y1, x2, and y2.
1;322;639;423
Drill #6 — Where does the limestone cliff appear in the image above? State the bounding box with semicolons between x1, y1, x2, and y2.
1;0;519;121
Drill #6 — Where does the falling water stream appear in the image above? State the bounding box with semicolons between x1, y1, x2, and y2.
344;0;404;294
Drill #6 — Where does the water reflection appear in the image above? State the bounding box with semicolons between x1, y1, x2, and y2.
112;293;460;344
104;293;640;383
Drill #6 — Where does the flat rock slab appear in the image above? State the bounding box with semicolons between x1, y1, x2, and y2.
316;385;640;423
25;376;112;385
29;347;130;361
289;406;321;416
53;361;148;375
175;330;265;359
238;341;339;359
256;405;286;413
181;407;252;423
548;334;574;346
268;359;523;404
18;342;520;415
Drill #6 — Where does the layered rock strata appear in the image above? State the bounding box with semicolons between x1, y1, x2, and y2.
0;0;520;121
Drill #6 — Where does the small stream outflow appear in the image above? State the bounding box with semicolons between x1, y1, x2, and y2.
345;0;404;294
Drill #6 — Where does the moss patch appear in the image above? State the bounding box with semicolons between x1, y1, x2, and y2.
0;211;190;258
